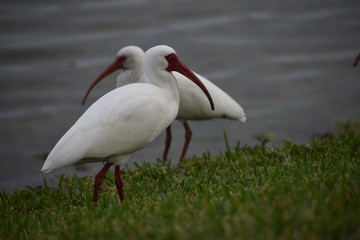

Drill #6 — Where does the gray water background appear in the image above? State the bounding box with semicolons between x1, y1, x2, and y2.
1;0;359;191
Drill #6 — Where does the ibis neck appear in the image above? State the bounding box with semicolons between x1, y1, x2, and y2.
116;66;144;88
145;66;180;106
164;72;180;105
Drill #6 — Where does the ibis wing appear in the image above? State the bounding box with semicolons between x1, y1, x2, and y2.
42;83;175;172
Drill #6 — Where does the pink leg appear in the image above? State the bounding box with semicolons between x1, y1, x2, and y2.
179;121;192;162
114;165;125;202
162;125;172;162
92;163;112;202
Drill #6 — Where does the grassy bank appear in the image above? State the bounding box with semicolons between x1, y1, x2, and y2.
1;122;359;239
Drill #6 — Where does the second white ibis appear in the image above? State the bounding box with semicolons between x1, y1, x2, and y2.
82;46;246;162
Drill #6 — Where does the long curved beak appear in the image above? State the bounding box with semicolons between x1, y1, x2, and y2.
82;58;123;105
167;58;215;111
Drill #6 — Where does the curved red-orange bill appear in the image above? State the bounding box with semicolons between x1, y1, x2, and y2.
82;58;123;105
166;53;215;111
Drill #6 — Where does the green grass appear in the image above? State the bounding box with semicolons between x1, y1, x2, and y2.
1;121;360;240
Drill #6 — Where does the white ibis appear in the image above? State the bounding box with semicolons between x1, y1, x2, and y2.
82;46;246;162
41;45;214;202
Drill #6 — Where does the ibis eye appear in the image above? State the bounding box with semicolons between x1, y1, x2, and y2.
165;54;177;63
120;56;127;62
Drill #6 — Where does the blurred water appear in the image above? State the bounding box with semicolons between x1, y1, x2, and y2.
1;0;359;191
